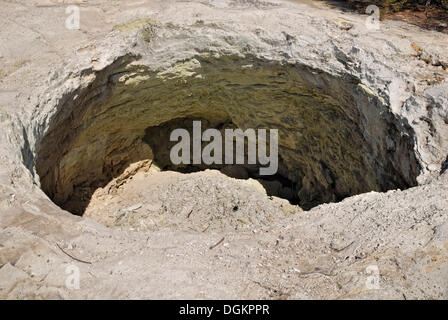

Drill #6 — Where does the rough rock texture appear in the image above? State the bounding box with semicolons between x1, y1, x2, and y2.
84;165;298;232
33;45;419;213
0;0;447;299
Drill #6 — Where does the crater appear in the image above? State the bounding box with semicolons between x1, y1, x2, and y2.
34;55;420;215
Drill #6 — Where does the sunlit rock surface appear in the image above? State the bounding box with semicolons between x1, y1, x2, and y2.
0;0;447;299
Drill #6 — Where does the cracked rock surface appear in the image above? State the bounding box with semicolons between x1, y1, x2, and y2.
0;0;447;299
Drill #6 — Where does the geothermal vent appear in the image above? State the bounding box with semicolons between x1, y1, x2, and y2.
34;55;420;215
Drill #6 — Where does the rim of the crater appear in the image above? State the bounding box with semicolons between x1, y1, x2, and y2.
15;25;435;214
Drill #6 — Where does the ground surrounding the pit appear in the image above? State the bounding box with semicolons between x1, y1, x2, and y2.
0;0;447;299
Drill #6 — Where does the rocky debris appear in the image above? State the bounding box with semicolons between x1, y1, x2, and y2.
0;0;447;299
84;166;299;232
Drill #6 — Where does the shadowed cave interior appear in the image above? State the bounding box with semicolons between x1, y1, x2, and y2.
34;56;420;215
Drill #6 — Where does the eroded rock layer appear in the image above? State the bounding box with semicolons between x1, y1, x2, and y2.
0;0;447;300
35;55;419;214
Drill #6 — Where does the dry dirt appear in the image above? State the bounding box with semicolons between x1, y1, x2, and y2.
0;0;448;300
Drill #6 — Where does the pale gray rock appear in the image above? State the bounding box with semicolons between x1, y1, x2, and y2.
0;0;447;299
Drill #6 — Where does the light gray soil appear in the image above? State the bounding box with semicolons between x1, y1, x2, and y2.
0;0;447;299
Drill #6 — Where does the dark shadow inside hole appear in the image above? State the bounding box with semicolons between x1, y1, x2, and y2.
34;57;421;217
143;117;300;205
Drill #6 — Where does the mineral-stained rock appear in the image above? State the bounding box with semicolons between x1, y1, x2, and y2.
0;0;447;299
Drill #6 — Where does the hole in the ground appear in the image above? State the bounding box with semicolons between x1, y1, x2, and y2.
142;117;300;205
34;55;420;215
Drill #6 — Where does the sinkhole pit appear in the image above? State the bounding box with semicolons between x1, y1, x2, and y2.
34;55;420;215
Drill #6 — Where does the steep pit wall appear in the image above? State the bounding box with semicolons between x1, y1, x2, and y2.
34;54;420;214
